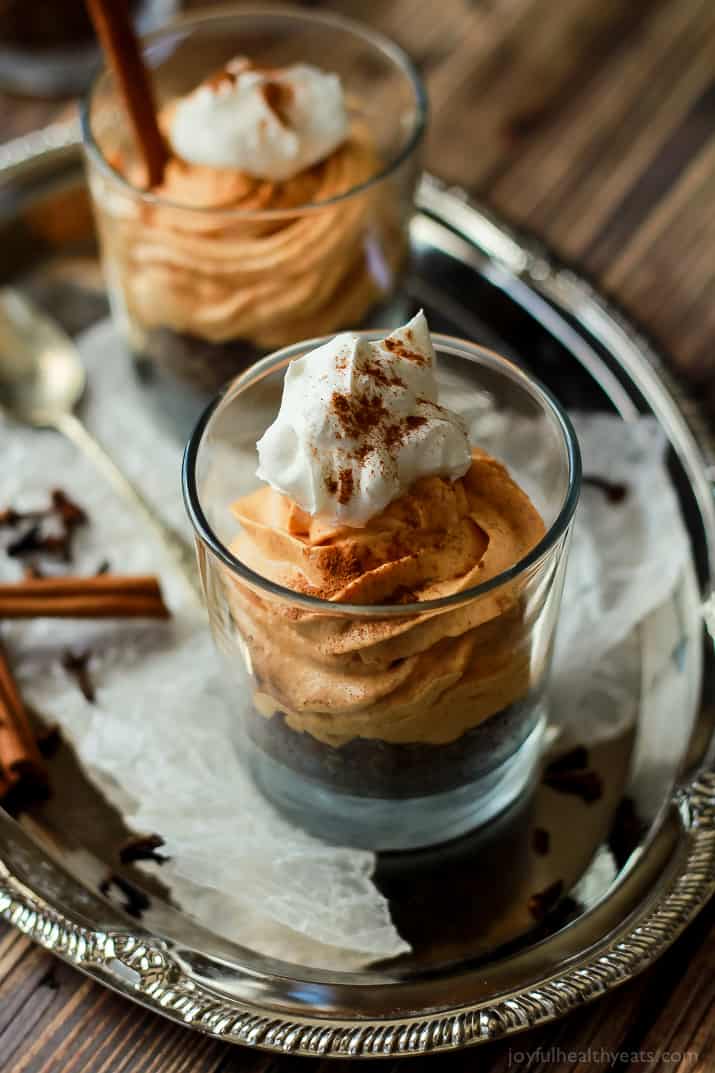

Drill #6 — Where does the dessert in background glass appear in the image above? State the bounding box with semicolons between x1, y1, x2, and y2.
81;8;426;424
183;315;581;851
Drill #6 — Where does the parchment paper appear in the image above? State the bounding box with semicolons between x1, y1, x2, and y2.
0;320;694;966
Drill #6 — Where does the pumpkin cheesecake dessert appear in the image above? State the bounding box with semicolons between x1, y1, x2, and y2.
90;54;410;395
196;311;575;848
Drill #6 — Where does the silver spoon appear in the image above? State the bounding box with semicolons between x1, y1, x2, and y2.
0;287;202;603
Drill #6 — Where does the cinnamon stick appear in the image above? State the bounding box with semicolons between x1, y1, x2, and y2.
85;0;168;187
0;575;170;620
0;641;47;793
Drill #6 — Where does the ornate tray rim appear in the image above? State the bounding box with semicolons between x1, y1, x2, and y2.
1;162;714;1059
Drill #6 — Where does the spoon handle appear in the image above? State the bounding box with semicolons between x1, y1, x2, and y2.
54;411;203;606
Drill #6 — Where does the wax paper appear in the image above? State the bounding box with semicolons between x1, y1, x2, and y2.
0;321;695;965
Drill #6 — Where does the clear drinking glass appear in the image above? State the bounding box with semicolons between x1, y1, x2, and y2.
183;335;581;851
81;7;426;425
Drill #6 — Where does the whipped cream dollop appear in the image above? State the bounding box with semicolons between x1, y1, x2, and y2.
256;312;472;526
169;58;348;182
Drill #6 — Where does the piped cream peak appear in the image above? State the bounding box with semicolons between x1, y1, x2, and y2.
256;312;473;526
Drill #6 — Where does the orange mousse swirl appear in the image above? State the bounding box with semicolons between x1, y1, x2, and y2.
100;121;403;351
225;449;546;747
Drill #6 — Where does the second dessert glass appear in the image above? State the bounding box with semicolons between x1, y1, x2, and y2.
81;7;426;427
183;334;581;852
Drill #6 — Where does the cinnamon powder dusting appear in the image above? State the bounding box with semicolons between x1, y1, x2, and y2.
383;337;427;365
323;466;355;505
261;81;294;127
382;423;404;453
331;391;388;440
362;360;404;389
204;62;294;130
319;544;363;592
328;391;428;506
205;57;257;91
337;468;354;505
205;67;239;91
383;415;426;453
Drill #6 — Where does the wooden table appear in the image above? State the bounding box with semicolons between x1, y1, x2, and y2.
1;1;714;1069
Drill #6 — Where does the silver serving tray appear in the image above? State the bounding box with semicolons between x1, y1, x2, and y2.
1;148;714;1059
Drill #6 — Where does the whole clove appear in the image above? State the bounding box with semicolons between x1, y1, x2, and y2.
37;533;74;563
99;873;151;919
542;745;604;804
528;879;564;921
0;508;21;527
543;765;603;804
546;745;589;772
36;724;62;759
62;650;96;704
532;827;550;855
7;524;45;559
2;488;89;566
51;489;87;529
608;797;646;870
119;833;169;866
583;475;629;504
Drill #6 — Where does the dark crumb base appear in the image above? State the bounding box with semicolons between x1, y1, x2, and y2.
130;333;266;439
137;328;264;396
245;698;540;800
133;288;411;400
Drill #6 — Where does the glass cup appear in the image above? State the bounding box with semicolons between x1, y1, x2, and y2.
81;7;426;429
183;335;581;852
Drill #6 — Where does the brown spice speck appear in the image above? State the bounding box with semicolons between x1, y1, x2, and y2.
261;80;294;127
320;545;363;591
331;390;388;440
382;423;403;452
205;66;240;91
362;359;404;390
206;56;258;91
383;337;427;364
337;468;354;505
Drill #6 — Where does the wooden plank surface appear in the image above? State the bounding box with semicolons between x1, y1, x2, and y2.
1;0;714;1069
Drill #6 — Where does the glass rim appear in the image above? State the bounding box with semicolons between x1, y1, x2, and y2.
80;3;428;220
182;331;583;616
